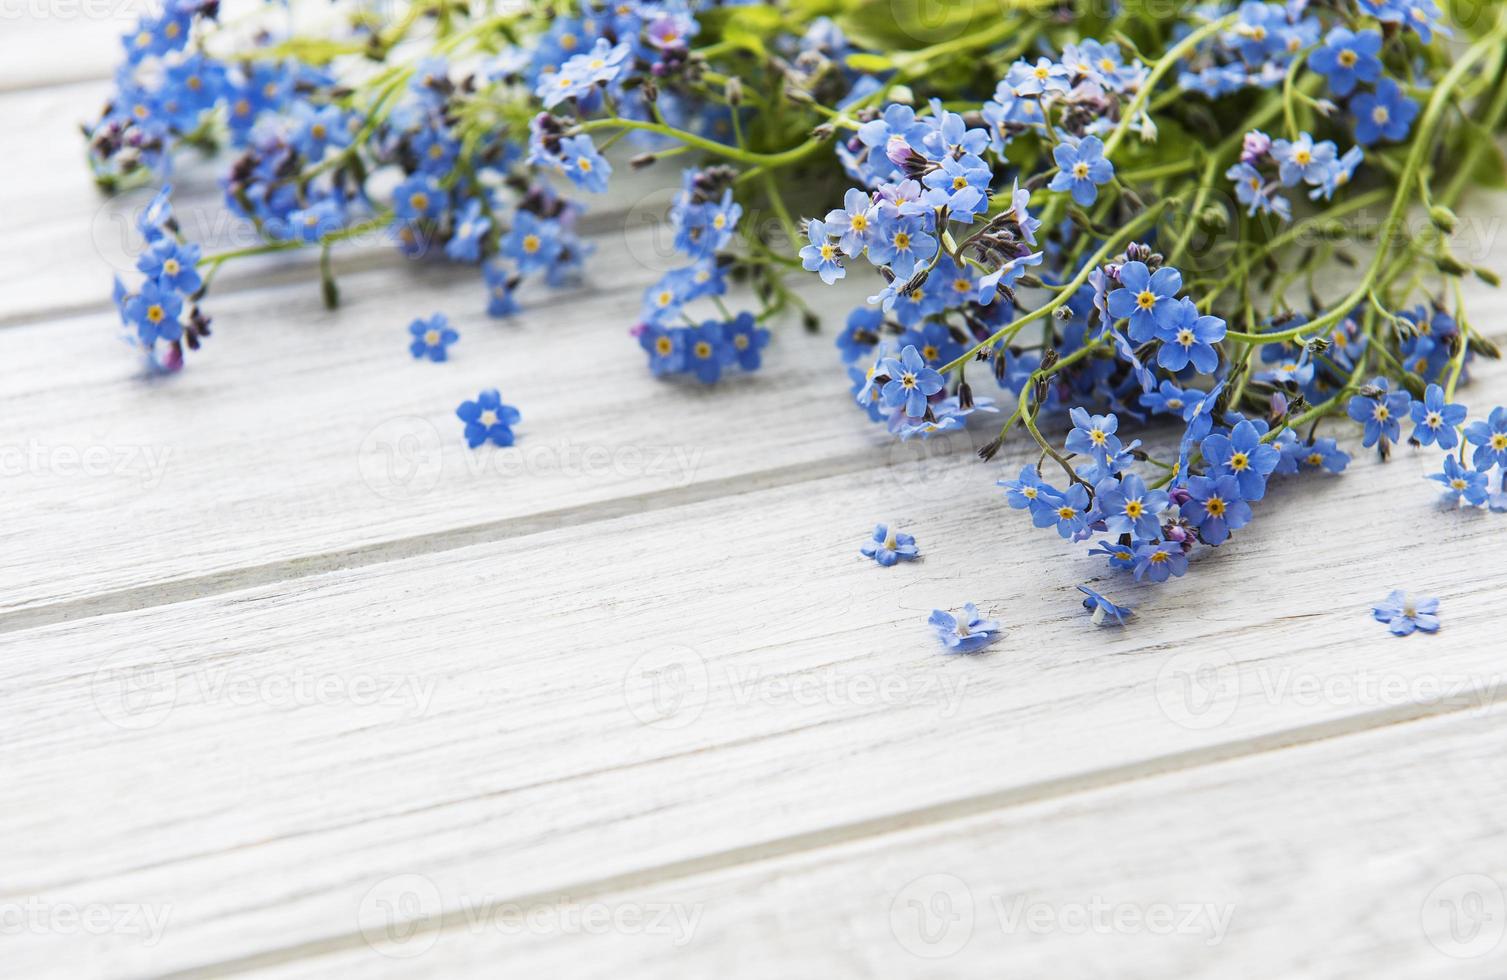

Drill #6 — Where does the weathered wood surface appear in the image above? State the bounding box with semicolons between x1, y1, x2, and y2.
5;39;1507;980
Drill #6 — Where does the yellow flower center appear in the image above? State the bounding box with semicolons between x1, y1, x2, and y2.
424;329;440;345
851;214;867;231
1177;328;1195;347
694;341;713;359
310;123;326;139
820;244;836;261
1338;49;1358;68
734;334;749;350
893;232;911;249
146;304;164;323
1149;549;1170;564
1426;411;1442;428
654;336;673;355
1372;106;1390;124
900;372;917;389
1136;290;1156;311
1229;452;1249;472
579;158;593;172
1451;478;1467;490
1307;453;1324;466
1124;500;1144;518
410;192;430;212
1373;404;1389;421
952;175;969;190
163;259;180;276
479;410;498;427
1089;429;1106;446
1206;497;1226;517
1057;506;1077;520
522;234;541;253
1072;161;1090;179
1492;434;1507;451
921;345;939;361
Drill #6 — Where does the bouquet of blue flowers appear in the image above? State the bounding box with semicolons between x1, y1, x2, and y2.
89;0;1507;615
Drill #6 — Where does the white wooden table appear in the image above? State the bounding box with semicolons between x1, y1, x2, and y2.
5;22;1507;979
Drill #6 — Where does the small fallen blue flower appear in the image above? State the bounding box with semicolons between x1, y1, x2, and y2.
928;603;1002;653
1371;590;1440;636
1077;586;1133;626
456;389;520;448
860;524;919;566
409;313;458;361
1429;455;1489;506
1088;539;1138;571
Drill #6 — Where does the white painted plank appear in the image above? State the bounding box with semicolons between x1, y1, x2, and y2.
252;704;1507;980
0;8;142;92
1;388;1505;976
0;235;881;621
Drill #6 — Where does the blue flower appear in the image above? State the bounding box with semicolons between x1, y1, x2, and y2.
799;218;846;285
1200;419;1281;500
556;134;612;193
1346;377;1411;447
928;603;1002;653
1310;28;1382;97
1409;383;1467;449
1132;541;1188;583
922;153;991;220
860;524;920;566
639;323;684;376
444;199;491;263
1048;136;1114;206
867;214;937;278
538;38;630;108
1078;586;1133;626
1140;380;1197;417
502;211;562;274
1371;590;1440;636
289;101;349;161
1088;539;1138;571
1007;57;1071;97
1095;473;1168;539
392;174;448;223
878;345;945;417
136;238;202;295
1030;482;1091;538
824;187;879;257
1465;407;1507;470
1155;298;1226;373
124;278;184;345
998;464;1056;510
976;251;1044;306
836;307;882;363
724;312;770;371
1271;133;1337;187
1297;437;1350;473
408;313;458;361
1351;79;1418;145
1429;455;1489;506
685;320;733;383
1181;475;1253;545
483;261;518;317
1065;406;1122;464
456;389;521;448
897;322;963;368
1106;260;1182;342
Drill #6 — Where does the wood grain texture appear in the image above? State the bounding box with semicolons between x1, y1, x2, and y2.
251;704;1507;980
7;36;1507;980
2;375;1505;975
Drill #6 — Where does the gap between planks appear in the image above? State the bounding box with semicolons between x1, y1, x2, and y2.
151;684;1507;979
